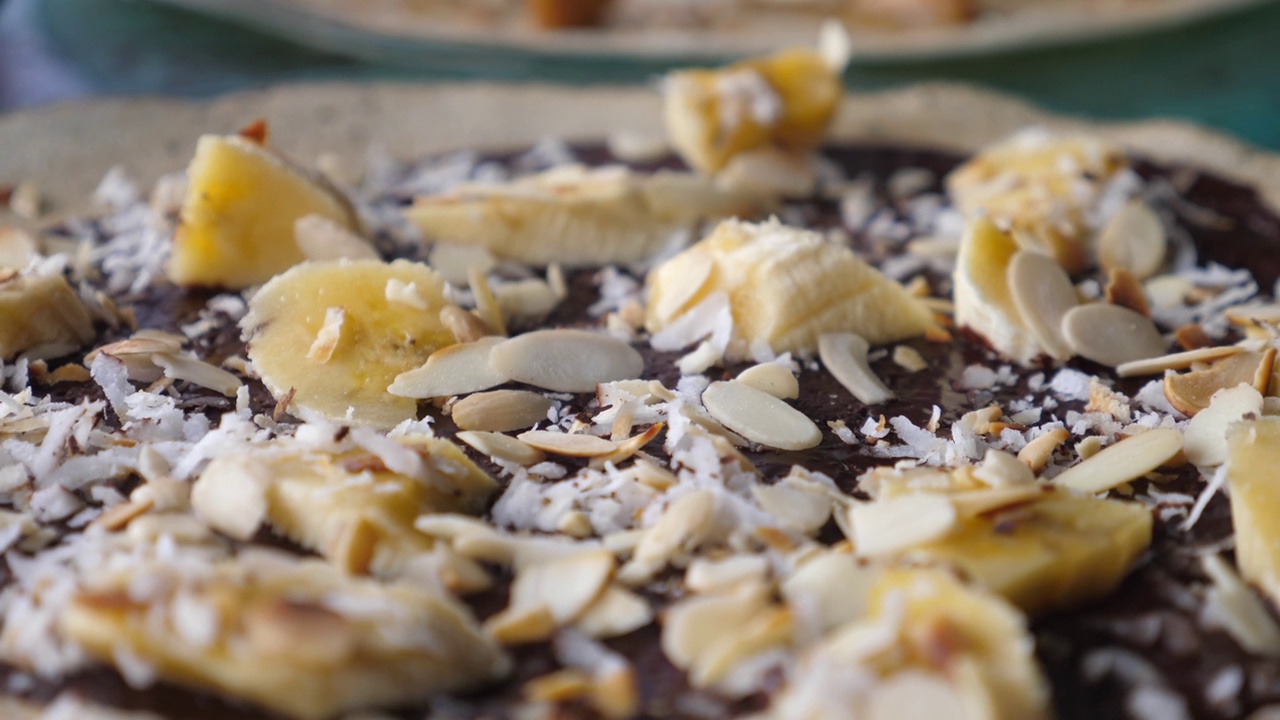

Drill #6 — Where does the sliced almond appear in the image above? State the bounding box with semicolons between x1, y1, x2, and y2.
429;243;497;287
468;267;507;336
1097;200;1166;280
440;305;496;344
456;430;546;465
490;329;644;393
1184;384;1265;467
575;586;654;640
752;481;833;535
686;555;770;594
451;390;553;433
690;605;792;688
648;252;714;328
1017;428;1070;473
780;551;877;633
949;485;1045;518
817;332;894;405
1115;345;1242;378
1051;428;1183;493
305;307;345;364
1174;324;1214;351
1163;349;1274;417
484;605;558;646
152;353;242;397
661;581;770;670
735;362;800;400
294;214;377;261
1104;268;1150;317
517;430;618;458
701;380;822;451
630;490;716;573
510;549;615;624
1006;250;1077;360
1061;303;1165;368
849;494;957;558
892;345;928;373
971;448;1036;487
523;669;593;703
594;422;664;467
387;336;507;399
495;279;563;321
1226;303;1280;327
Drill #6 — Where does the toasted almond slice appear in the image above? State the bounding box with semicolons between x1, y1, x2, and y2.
850;494;957;558
1163;349;1275;417
1115;345;1243;378
752;481;832;535
388;336;507;399
1104;268;1150;318
631;490;716;572
1097;200;1166;280
949;485;1046;518
686;555;771;595
1226;303;1280;327
456;430;546;466
661;581;770;670
523;669;593;703
305;307;345;364
429;243;497;287
690;605;792;688
484;605;558;646
892;345;928;372
1006;250;1076;360
451;390;553;433
1174;324;1214;351
1061;303;1165;368
1185;384;1265;467
594;422;664;467
91;497;155;532
1017;428;1070;473
511;549;616;625
701;380;822;451
575;586;654;640
735;362;799;399
517;430;618;458
490;329;644;393
1051;428;1183;493
151;353;242;397
818;332;894;405
468;267;507;336
440;305;496;344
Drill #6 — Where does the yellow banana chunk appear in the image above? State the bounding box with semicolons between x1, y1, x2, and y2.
645;218;934;356
664;49;841;174
0;269;94;360
905;489;1152;617
1226;417;1280;605
946;132;1128;273
241;259;456;428
768;567;1049;720
60;554;510;720
169;133;362;289
191;435;496;577
953;217;1043;365
404;165;762;267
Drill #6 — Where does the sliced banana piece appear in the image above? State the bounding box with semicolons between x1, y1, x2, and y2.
1226;418;1280;606
241;259;457;429
169;132;362;289
646;218;934;357
0;267;95;360
663;49;841;174
405;165;761;267
59;553;510;720
191;435;496;577
953;217;1044;365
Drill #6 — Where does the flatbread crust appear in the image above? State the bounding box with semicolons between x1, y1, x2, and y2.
149;0;1267;62
2;82;1278;222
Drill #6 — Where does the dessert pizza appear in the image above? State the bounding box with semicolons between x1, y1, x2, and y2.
3;42;1280;720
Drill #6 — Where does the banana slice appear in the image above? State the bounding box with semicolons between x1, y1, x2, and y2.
663;48;841;174
1226;417;1280;606
191;434;496;577
59;553;510;720
768;567;1049;720
0;267;95;360
946;132;1129;274
404;165;762;267
169;132;363;289
953;217;1045;365
645;218;935;357
241;259;456;428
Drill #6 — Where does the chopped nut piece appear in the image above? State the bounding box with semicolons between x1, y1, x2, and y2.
1017;428;1070;473
1163;349;1274;416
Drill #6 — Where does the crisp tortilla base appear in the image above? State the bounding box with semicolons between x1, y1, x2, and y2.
1;82;1278;223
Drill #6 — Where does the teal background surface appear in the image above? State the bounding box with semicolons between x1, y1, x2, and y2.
3;0;1280;147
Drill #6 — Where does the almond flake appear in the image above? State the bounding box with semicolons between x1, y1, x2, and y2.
495;279;562;320
451;390;553;433
949;485;1046;518
735;362;799;399
510;549;615;624
1061;303;1165;368
1017;428;1070;473
8;181;41;220
850;494;957;558
490;329;644;393
1052;427;1183;493
629;490;716;576
387;336;506;399
1184;384;1264;467
294;214;377;261
594;422;664;467
972;448;1036;486
468;267;507;336
648;252;714;327
484;605;558;645
152;352;242;397
305;306;345;364
517;430;618;457
686;555;770;595
892;345;928;373
1105;268;1151;317
385;278;430;310
780;551;876;633
1116;345;1243;378
1163;349;1274;417
439;305;496;344
523;668;593;703
429;243;497;287
752;481;832;535
456;430;546;465
1225;303;1280;327
1097;200;1166;280
1007;250;1077;360
818;332;894;405
575;586;654;640
661;581;770;670
701;380;821;451
690;605;792;687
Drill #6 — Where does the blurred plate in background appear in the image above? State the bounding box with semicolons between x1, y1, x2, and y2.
146;0;1272;64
